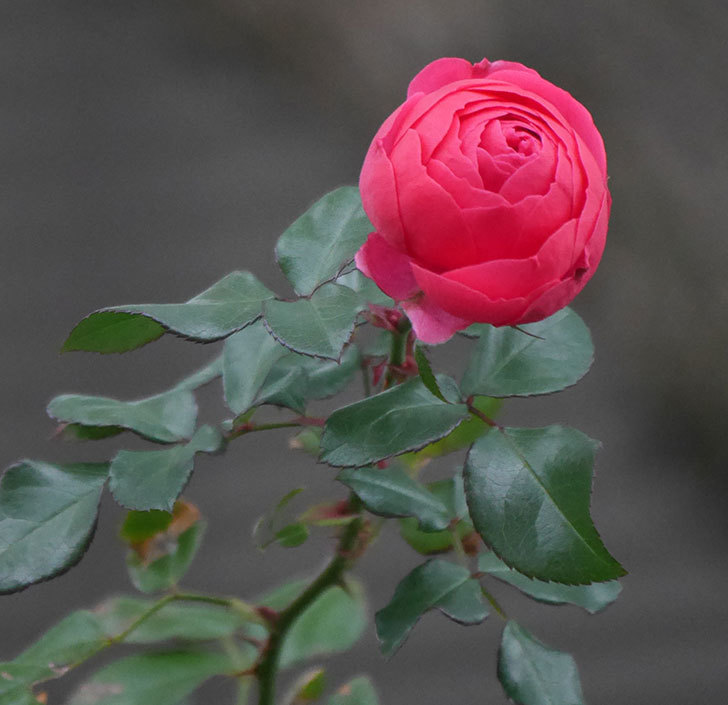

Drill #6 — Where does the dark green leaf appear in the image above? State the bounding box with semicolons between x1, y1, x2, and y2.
478;552;621;613
264;283;363;360
464;426;625;584
67;649;238;705
275;187;372;296
109;425;222;511
61;312;165;354
298;344;361;399
338;467;450;531
414;345;446;401
94;596;246;643
329;676;379;705
120;510;173;543
398;475;474;554
274;522;309;548
0;461;108;594
57;424;125;442
461;308;594;397
126;523;204;593
400;396;501;466
498;622;585;705
375;559;487;656
320;378;469;467
64;271;274;353
47;389;198;444
223;320;288;415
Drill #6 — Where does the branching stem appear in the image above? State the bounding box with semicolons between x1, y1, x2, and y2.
256;514;365;705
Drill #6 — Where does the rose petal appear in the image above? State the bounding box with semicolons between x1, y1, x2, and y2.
407;57;491;98
355;232;419;301
360;138;406;250
393;130;479;271
402;296;470;344
411;262;529;326
486;66;608;178
442;219;578;300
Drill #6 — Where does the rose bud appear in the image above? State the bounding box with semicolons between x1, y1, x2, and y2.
356;57;610;343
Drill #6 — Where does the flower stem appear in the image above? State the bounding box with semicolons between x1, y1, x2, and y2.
256;514;365;705
383;318;412;389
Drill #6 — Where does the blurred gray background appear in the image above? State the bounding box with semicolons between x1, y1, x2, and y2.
2;0;727;702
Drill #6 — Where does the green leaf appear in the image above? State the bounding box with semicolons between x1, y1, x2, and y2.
478;553;621;613
94;596;245;643
264;283;364;360
464;426;626;584
337;467;450;531
289;669;326;701
64;271;274;353
399;396;501;467
275;187;372;296
61;311;165;354
298;344;361;399
329;676;379;705
274;522;309;548
0;461;108;594
461;308;594;397
223;320;288;415
254;344;362;414
67;649;237;705
255;357;309;413
126;523;204;593
337;269;393;307
120;510;173;544
109;425;222;511
320;378;469;467
413;345;446;401
498;622;585;705
375;559;487;656
57;424;125;442
47;389;198;444
398;475;474;554
250;580;367;668
280;581;366;668
14;610;107;672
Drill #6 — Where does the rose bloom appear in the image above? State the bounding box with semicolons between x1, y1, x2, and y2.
356;57;609;343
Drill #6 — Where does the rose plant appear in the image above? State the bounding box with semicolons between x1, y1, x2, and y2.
0;57;624;705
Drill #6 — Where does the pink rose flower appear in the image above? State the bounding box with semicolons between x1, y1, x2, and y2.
355;57;610;343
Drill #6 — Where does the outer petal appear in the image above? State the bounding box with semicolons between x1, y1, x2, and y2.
407;57;491;98
443;219;578;300
411;262;529;326
354;232;419;301
402;297;470;344
360;138;406;250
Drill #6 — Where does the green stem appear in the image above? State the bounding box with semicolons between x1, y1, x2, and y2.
384;319;412;389
256;515;365;705
450;528;469;569
227;418;324;441
479;584;508;620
